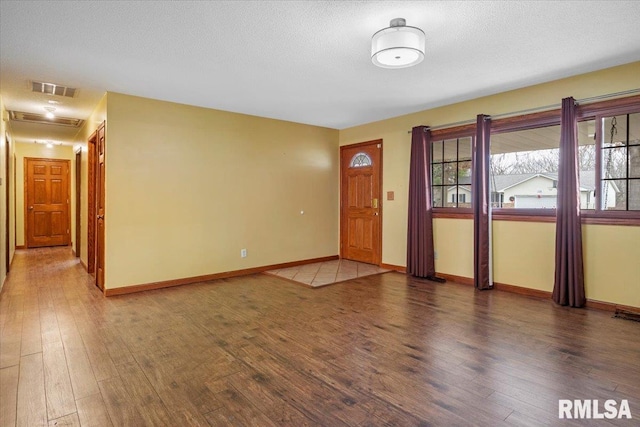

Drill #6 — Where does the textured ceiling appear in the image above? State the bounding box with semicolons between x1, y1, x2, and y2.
1;1;640;145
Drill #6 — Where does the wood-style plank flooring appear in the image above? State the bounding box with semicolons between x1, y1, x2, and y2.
1;247;639;426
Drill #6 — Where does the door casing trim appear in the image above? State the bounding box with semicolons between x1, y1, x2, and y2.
23;157;71;249
339;139;383;265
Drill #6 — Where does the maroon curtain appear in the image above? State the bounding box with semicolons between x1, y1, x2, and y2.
552;97;586;307
473;114;492;290
407;126;436;278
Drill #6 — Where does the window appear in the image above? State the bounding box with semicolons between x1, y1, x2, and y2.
350;152;372;168
431;136;472;208
577;119;597;209
490;124;561;209
429;94;640;221
450;194;466;203
599;112;640;211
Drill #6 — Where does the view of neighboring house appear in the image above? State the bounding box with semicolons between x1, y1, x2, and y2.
445;171;619;209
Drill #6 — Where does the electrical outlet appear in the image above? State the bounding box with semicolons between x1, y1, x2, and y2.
240;249;247;258
434;250;438;260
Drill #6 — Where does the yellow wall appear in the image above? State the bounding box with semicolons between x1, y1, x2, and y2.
492;221;556;291
0;95;13;291
339;61;640;307
433;218;474;279
583;224;640;307
72;94;107;267
0;96;5;290
104;93;339;289
14;143;75;247
491;221;640;308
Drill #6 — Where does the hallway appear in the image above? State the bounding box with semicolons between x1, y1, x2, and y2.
1;248;108;426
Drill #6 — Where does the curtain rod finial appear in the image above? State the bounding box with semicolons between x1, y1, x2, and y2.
407;125;430;134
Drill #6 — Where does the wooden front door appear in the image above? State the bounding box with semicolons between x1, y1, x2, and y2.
25;158;70;248
340;140;382;265
96;124;106;289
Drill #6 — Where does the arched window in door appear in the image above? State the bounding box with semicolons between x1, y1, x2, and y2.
350;152;372;168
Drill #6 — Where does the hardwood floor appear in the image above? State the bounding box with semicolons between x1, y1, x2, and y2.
1;248;639;426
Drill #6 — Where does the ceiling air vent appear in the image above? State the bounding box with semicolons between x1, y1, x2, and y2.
8;110;84;128
31;81;77;98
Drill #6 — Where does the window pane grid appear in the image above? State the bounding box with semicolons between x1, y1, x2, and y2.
350;152;372;168
601;113;640;211
431;137;472;208
427;102;639;218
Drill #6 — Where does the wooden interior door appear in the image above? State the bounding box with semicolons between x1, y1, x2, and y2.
5;133;10;272
75;149;81;258
25;158;70;248
340;140;382;265
96;124;106;289
87;131;96;274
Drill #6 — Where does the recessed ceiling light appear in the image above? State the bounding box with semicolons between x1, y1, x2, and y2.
44;106;56;119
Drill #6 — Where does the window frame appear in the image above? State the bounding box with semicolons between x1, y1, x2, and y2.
430;125;475;217
490;110;561;220
579;96;640;224
430;94;640;224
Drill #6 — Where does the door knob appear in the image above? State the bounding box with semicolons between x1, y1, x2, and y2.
28;206;34;210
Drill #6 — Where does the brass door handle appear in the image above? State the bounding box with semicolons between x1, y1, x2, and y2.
374;212;379;216
28;206;34;210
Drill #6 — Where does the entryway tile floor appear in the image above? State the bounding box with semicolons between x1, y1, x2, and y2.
265;259;391;288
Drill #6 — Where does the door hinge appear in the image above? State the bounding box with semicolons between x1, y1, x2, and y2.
67;229;70;234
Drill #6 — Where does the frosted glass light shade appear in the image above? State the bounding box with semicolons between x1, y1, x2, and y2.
371;18;425;69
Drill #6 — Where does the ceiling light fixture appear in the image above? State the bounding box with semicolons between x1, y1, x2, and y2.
34;140;58;147
371;18;425;69
44;106;56;119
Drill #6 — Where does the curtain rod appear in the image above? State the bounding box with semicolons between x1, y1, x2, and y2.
406;88;640;134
